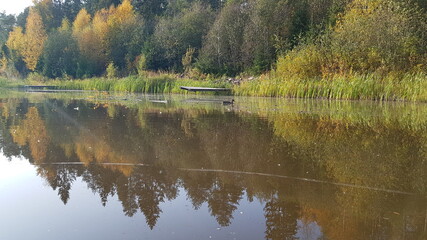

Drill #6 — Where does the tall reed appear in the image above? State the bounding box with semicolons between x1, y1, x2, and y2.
53;74;230;95
234;72;427;102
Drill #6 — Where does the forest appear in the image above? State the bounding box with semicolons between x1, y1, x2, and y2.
0;0;427;99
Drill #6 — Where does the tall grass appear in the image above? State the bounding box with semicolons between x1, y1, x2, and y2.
52;74;231;94
0;77;26;88
234;72;427;101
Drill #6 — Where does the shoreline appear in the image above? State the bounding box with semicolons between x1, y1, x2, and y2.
1;72;426;102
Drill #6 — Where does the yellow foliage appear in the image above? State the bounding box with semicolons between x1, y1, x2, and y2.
23;8;47;71
93;9;109;40
59;18;71;32
0;55;8;73
73;8;91;34
275;45;323;80
6;27;25;55
106;62;118;78
72;9;108;70
108;0;136;26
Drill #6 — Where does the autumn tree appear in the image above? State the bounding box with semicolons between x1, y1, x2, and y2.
72;8;107;76
33;0;57;31
5;27;25;59
73;8;91;33
5;26;27;76
20;8;48;71
105;0;145;74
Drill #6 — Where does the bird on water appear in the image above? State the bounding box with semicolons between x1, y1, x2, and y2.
223;99;235;105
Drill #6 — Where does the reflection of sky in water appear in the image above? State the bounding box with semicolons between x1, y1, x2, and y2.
0;154;35;190
295;219;323;240
0;154;266;240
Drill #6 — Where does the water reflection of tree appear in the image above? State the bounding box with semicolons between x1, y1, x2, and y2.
10;107;50;164
208;181;243;226
38;165;83;204
264;197;300;240
120;167;179;229
0;97;426;238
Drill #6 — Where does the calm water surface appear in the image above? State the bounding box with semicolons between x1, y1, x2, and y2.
0;91;426;240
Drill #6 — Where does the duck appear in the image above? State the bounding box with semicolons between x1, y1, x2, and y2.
223;99;235;105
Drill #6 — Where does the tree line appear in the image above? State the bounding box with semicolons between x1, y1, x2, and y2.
0;0;426;79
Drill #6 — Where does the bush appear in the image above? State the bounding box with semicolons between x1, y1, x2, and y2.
329;0;427;73
27;72;48;83
275;44;323;80
274;0;427;81
106;62;118;79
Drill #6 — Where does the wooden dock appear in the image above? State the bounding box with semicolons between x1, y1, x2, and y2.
180;86;231;92
23;85;58;90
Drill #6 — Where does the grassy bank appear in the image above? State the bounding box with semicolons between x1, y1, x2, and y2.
235;72;427;102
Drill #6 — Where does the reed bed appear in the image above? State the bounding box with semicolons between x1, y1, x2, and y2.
53;74;230;94
234;72;427;102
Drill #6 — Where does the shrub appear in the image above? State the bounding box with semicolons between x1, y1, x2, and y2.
106;62;118;79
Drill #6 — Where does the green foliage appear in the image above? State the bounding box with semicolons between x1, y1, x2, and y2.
241;0;293;73
197;0;342;76
42;29;78;78
85;0;122;15
197;0;250;76
0;13;16;77
328;0;427;74
0;13;15;46
27;72;48;83
253;0;427;101
105;1;146;73
146;2;214;71
136;54;147;76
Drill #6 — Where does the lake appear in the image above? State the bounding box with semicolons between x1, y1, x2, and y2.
0;91;426;240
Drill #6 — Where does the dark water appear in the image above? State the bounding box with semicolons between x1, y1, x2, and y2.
0;91;426;240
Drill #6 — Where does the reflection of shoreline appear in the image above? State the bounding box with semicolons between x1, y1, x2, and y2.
0;95;426;239
40;162;422;196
